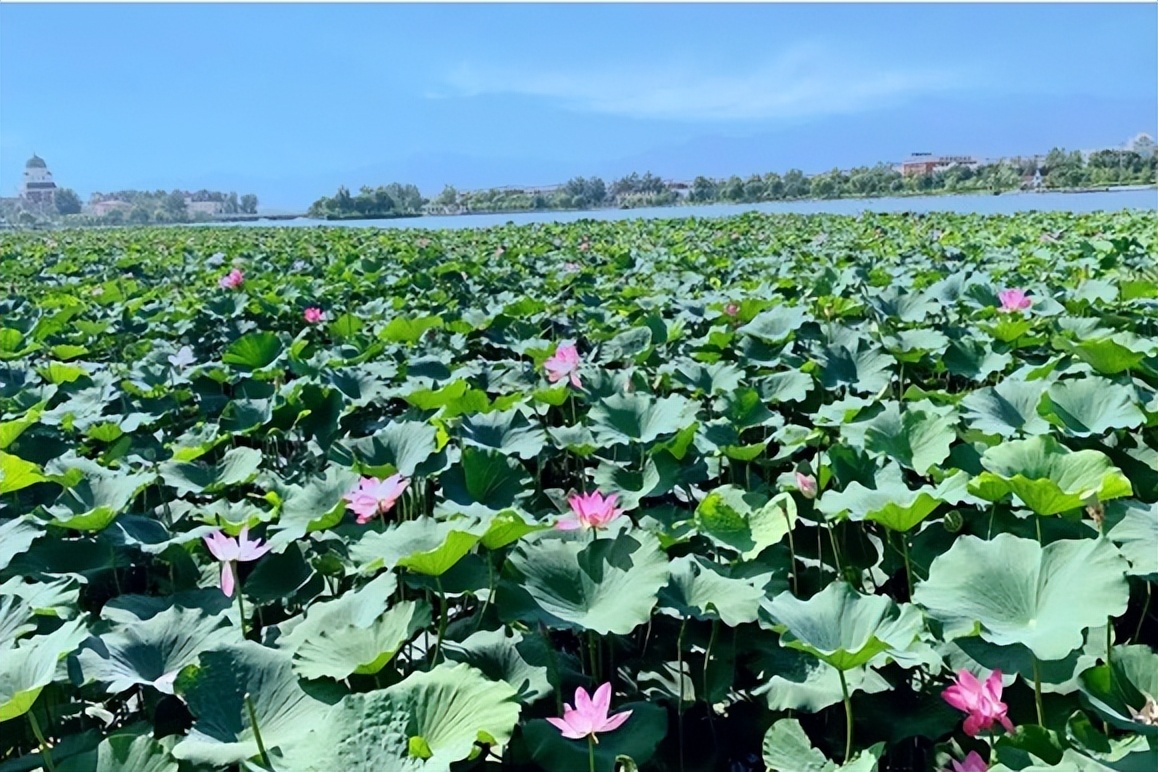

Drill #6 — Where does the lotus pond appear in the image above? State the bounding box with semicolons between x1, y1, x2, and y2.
0;210;1156;772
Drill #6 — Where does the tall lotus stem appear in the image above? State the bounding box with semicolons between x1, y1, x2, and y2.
1031;655;1044;725
587;735;596;772
433;576;448;666
245;692;273;769
838;668;854;763
233;563;248;638
900;533;914;600
28;711;57;772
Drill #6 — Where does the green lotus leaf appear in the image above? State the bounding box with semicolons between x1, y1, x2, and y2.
160;446;263;497
943;339;1013;382
243;542;318;604
589;392;698;446
171;642;340;766
439;448;533;512
673;361;744;395
914;534;1130;661
73;605;234;693
281;662;519;772
694;486;797;560
522;701;667;772
46;472;154;531
599;326;653;363
380;315;444;344
968;435;1133;515
1078;645;1158;737
737;305;809;344
818;467;972;533
0;515;42;571
337;420;440;478
750;637;892;712
57;728;178;772
1103;500;1158;579
478;509;549;550
1054;332;1154;375
441;627;552;704
882;328;950;362
221;331;283;370
218;398;273;434
498;530;669;635
460;408;547;460
862;403;957;474
762;718;885;772
960;378;1051;438
350;517;482;576
946;624;1109;696
0;617;88;721
0;451;46;495
0;576;80;620
0;408;41;450
761;582;922;671
1038;376;1146;437
266;465;362;545
658;554;765;626
816;343;895;395
289;600;429;680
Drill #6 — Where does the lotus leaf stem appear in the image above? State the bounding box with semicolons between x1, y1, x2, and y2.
1031;654;1044;726
838;667;854;763
28;711;56;772
900;533;914;599
233;562;248;639
245;692;273;769
433;576;448;665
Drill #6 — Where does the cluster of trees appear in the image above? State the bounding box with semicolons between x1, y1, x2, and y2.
307;184;425;219
1039;148;1156;189
428;171;682;214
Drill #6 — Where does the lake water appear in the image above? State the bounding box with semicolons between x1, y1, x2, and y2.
231;187;1158;231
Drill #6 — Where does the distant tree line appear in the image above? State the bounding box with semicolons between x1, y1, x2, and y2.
402;148;1157;216
308;184;425;219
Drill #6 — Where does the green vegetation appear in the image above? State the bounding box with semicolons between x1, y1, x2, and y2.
0;211;1155;772
307;183;426;219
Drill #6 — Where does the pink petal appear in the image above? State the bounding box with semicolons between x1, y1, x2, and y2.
998;714;1015;733
962;713;983;737
574;686;594;715
599;709;632;733
546;716;584;739
554;516;582;531
983;670;1004;701
942;684;972;712
591;682;613;716
220;562;235;597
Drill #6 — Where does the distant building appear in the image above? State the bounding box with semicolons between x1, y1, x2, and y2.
87;199;132;217
21;154;58;204
900;153;980;177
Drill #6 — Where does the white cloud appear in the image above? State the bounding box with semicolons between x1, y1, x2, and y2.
435;43;970;122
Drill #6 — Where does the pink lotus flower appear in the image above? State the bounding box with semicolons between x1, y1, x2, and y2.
556;491;624;531
997;288;1031;313
202;527;272;596
563;261;581;273
724;302;740;317
344;474;410;524
544;342;582;388
218;269;244;290
942;669;1015;737
303;306;326;324
796;472;818;500
547;683;632;741
947;751;989;772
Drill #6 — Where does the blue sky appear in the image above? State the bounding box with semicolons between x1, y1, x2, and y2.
2;3;1155;210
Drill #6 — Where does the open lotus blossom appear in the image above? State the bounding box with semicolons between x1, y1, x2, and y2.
942;669;1015;737
167;345;196;369
203;527;272;596
218;268;244;289
344;474;410;524
547;683;632;742
997;288;1031;312
796;472;818;499
946;751;988;772
557;491;624;531
544;342;582;388
303;306;326;324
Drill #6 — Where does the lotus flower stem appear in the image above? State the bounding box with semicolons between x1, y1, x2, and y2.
1031;655;1044;725
233;563;248;638
1132;583;1151;643
784;509;798;595
587;735;596;772
703;619;719;701
245;692;273;769
27;711;57;772
900;534;914;599
838;667;854;763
